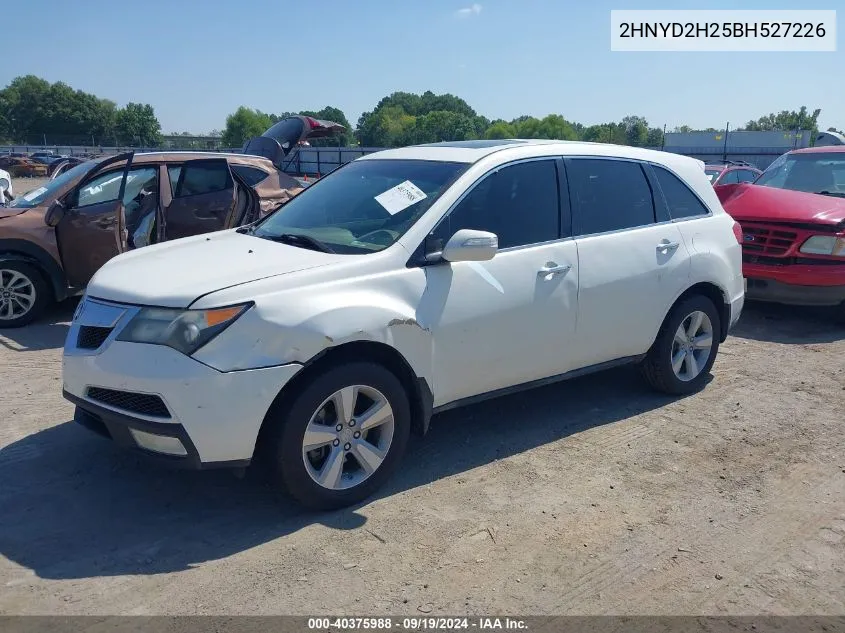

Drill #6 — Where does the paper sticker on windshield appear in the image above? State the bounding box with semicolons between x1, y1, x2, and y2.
22;186;48;201
375;180;427;215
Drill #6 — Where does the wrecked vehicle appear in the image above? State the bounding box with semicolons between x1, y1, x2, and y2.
0;156;48;178
716;146;845;320
704;161;761;187
0;116;346;326
63;139;743;509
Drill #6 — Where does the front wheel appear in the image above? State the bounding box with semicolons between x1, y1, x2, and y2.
266;362;412;510
0;261;51;328
642;295;721;395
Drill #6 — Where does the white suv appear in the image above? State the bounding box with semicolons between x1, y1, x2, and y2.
63;140;745;509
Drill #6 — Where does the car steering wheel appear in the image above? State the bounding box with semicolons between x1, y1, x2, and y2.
355;229;400;246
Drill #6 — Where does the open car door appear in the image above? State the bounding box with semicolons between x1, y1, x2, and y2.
242;115;345;170
46;152;134;288
163;158;238;241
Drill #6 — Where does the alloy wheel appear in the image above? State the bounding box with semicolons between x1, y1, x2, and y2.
670;310;714;382
302;385;395;490
0;269;37;321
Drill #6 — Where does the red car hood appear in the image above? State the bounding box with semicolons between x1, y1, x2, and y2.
716;183;845;227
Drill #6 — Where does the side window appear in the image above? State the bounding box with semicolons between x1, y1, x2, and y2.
431;160;560;250
76;170;124;208
173;162;232;197
719;170;740;185
167;166;181;192
568;159;655;235
122;167;158;206
231;165;269;186
652;166;710;220
736;169;757;183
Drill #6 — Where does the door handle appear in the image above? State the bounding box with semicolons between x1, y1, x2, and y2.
537;263;571;277
656;240;680;253
95;217;116;229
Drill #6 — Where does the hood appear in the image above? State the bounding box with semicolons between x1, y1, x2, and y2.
86;230;349;308
717;183;845;227
0;207;30;219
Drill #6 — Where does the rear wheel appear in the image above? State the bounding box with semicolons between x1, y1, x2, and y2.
642;295;721;395
0;261;51;328
265;361;411;510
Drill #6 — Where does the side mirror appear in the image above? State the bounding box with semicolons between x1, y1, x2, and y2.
45;199;66;227
441;229;498;263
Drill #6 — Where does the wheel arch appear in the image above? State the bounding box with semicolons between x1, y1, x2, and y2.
0;239;67;302
662;281;731;344
255;340;434;459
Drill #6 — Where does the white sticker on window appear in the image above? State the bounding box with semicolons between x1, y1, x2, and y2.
707;174;715;181
22;186;48;201
374;180;427;215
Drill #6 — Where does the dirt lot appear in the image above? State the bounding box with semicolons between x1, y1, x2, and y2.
1;295;844;614
10;177;50;197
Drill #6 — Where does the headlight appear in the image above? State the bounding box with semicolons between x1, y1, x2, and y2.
116;303;251;355
799;235;845;257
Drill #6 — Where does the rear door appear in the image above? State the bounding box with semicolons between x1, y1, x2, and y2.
566;157;691;369
163;158;236;240
54;153;134;287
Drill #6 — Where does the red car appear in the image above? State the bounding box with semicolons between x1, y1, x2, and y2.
716;147;845;321
705;162;762;187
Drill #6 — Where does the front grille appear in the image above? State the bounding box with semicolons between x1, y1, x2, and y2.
740;223;799;256
86;387;170;418
77;326;113;350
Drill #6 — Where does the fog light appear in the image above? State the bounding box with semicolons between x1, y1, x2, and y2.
129;429;187;456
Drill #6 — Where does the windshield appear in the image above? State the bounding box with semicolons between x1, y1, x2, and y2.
252;159;468;254
704;169;722;182
755;152;845;196
7;161;96;208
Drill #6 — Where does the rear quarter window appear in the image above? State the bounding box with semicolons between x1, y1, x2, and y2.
653;166;711;220
231;164;270;186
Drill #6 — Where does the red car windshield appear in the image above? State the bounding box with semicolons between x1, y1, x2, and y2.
755;152;845;198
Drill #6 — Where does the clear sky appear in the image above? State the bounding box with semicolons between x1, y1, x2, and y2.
3;0;842;134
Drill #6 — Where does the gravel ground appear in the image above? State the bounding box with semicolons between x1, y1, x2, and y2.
0;300;843;616
10;177;50;197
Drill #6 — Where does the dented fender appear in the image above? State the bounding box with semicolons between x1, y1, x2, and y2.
191;296;434;385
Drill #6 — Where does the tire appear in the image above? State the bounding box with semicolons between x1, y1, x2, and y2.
641;295;721;395
835;301;845;326
265;361;412;510
0;261;52;328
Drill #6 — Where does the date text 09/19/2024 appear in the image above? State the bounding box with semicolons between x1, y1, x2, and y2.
307;617;528;630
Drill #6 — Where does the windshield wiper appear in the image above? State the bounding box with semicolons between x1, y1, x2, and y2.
815;190;845;199
262;232;335;253
236;224;255;235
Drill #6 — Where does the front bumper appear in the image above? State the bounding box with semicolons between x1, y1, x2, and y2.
745;277;845;307
63;299;304;465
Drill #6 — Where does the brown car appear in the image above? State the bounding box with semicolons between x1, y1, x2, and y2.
0;156;49;178
0;115;345;327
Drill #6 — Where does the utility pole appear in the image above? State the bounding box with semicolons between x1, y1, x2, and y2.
661;123;667;150
722;122;730;162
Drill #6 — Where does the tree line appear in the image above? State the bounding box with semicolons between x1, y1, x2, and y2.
0;76;163;146
0;76;837;149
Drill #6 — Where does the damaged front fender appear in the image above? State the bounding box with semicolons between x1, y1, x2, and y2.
191;298;434;387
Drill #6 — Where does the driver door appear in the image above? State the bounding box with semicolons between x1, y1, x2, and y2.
163;159;237;240
54;153;134;288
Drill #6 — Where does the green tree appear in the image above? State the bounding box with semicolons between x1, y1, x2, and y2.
222;106;275;147
356;106;416;147
484;120;516;139
621;115;649;146
114;102;162;146
742;106;822;141
405;111;478;144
